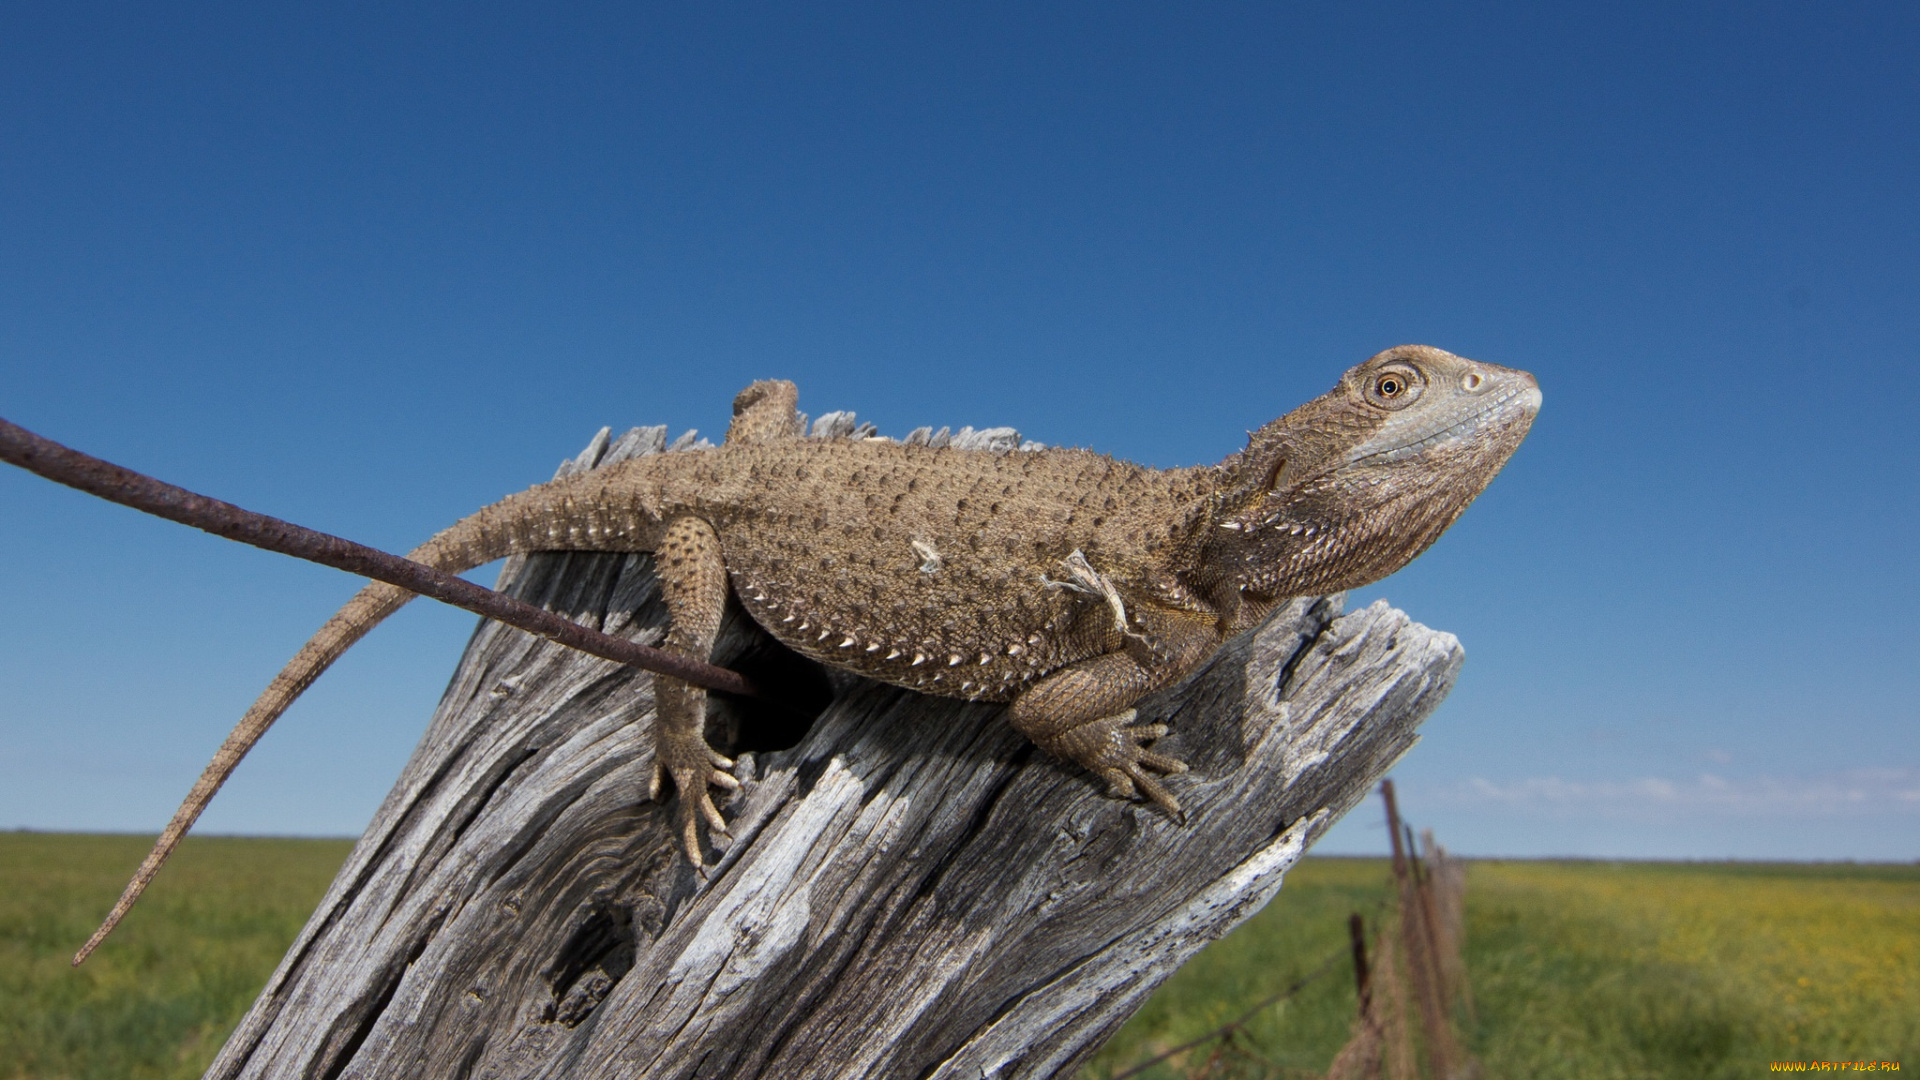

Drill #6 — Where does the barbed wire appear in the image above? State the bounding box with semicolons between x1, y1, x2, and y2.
1107;890;1399;1080
1108;947;1346;1080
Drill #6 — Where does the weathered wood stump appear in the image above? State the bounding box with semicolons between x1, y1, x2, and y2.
203;426;1463;1080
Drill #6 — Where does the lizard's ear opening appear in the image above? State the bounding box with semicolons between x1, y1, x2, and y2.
710;621;834;755
1262;456;1291;494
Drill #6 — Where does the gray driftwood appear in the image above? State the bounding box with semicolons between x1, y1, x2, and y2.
203;423;1464;1080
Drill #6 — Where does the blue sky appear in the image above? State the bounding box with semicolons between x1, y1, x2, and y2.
1;3;1914;859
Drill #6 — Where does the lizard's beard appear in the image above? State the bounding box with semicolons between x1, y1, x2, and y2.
1224;409;1534;598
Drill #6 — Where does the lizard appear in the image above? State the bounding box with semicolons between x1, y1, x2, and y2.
79;344;1538;960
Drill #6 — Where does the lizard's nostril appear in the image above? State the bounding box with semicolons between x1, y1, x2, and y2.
1461;370;1486;393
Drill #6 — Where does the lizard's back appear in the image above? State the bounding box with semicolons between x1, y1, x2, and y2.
608;437;1217;701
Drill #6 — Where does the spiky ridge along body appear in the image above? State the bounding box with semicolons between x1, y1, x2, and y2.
80;344;1539;961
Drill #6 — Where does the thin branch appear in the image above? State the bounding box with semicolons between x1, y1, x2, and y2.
0;416;758;698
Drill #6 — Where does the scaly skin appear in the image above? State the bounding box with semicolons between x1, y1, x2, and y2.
79;344;1538;962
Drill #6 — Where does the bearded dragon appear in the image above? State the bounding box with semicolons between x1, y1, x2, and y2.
80;344;1538;959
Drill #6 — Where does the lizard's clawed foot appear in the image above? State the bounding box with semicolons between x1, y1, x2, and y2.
649;740;741;865
1041;708;1189;818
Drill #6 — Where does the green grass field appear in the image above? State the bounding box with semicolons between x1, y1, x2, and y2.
1087;858;1919;1079
3;834;1913;1079
1459;860;1917;1078
0;832;353;1080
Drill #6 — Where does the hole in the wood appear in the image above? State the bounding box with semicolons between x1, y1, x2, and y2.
547;903;637;1028
712;629;833;755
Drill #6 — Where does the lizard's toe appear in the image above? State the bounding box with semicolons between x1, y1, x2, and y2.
654;749;741;865
669;772;736;864
697;789;731;834
1092;760;1184;817
1097;766;1139;801
1126;763;1184;818
679;806;703;865
1042;710;1188;818
648;759;668;803
708;749;741;790
1134;748;1188;775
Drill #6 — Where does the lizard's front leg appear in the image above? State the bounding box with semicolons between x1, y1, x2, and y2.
649;514;741;863
1007;610;1219;813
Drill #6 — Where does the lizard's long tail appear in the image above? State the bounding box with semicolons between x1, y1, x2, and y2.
74;469;665;965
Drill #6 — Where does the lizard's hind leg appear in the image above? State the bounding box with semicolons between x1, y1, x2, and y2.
1007;612;1218;815
648;514;742;863
1008;654;1189;813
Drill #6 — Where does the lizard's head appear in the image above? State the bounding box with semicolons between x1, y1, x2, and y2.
1207;345;1540;600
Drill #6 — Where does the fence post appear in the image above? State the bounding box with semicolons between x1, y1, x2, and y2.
1348;912;1373;1020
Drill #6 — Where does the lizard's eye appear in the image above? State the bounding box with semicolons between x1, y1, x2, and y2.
1364;365;1423;410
